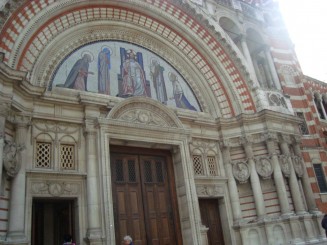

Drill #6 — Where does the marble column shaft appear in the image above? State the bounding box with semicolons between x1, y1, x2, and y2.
264;48;281;90
85;130;102;238
243;143;266;218
240;36;258;85
7;122;28;240
293;143;318;212
266;140;291;215
221;145;242;221
279;141;306;214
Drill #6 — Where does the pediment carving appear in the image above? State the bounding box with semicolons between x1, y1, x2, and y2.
107;97;183;129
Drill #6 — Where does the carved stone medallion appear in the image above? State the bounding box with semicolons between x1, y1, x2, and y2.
255;157;273;179
3;140;23;178
232;161;250;184
279;155;291;177
292;156;304;177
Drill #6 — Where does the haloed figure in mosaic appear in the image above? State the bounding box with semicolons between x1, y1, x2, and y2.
98;47;111;95
122;49;148;97
150;58;167;104
60;53;94;91
169;72;196;111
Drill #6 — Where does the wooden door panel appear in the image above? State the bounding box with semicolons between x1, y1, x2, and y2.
111;150;180;245
199;199;225;245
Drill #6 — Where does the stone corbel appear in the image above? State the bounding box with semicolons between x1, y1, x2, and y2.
3;140;24;178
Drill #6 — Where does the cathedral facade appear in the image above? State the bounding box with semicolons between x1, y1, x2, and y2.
0;0;326;244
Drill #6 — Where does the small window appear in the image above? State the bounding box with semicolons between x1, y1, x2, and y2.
207;156;218;176
313;164;327;193
193;155;204;175
296;112;309;135
35;142;52;168
60;144;75;170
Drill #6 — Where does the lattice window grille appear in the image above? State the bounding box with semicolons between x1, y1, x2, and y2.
60;144;75;170
207;156;218;176
193;155;204;175
35;142;51;168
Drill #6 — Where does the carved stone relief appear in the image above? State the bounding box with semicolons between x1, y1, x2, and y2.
31;181;80;197
278;155;291;177
3;140;24;177
267;92;288;108
232;161;250;184
292;156;304;177
196;185;223;197
120;109;169;127
255;157;273;179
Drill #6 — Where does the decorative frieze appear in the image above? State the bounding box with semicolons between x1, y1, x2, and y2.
31;181;80;196
196;185;223;197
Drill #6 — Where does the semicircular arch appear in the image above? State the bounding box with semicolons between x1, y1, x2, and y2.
0;0;258;117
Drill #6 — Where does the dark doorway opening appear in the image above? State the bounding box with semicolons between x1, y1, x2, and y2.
31;198;76;245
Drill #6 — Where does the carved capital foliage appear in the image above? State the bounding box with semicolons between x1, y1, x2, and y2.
31;181;80;197
219;139;230;149
239;135;253;146
196;185;223;197
292;156;304;177
278;155;291;178
3;140;24;178
232;161;250;184
262;132;278;142
279;134;291;144
254;157;273;179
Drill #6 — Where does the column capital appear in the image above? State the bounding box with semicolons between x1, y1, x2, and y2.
292;135;302;144
239;135;253;146
7;113;31;128
219;139;231;149
279;134;292;144
262;131;278;142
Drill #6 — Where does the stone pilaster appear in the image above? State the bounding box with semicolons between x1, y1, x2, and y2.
240;136;266;219
84;126;102;245
279;135;307;215
220;140;242;221
6;115;30;244
264;132;291;215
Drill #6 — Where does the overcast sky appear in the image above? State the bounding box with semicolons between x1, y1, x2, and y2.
278;0;327;82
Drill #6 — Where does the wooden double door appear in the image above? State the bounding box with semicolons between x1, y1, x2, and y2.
111;148;182;245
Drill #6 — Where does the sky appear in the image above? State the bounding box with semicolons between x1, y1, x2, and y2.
278;0;327;82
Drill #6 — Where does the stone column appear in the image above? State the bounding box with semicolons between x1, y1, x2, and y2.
265;133;291;215
6;116;30;244
0;106;7;190
292;137;318;213
279;135;306;215
220;140;242;221
240;35;259;85
84;128;102;244
264;47;281;90
241;137;266;219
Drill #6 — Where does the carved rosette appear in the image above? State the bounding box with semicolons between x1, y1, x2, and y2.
196;185;223;197
3;140;23;178
232;161;250;184
278;155;291;177
292;156;304;177
255;157;273;179
31;181;79;196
